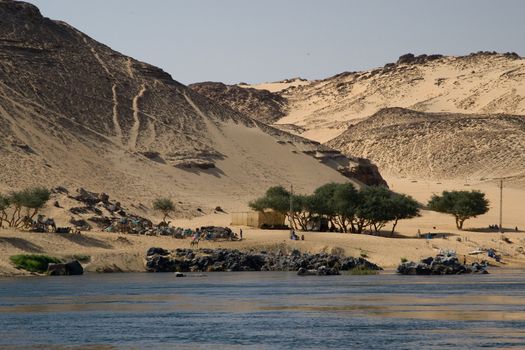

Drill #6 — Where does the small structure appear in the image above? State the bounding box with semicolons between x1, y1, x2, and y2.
231;211;285;228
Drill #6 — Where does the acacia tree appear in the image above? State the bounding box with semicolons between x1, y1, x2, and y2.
332;183;361;232
249;186;290;214
8;187;50;228
309;183;338;229
249;183;419;234
249;185;294;226
289;194;316;231
0;194;10;228
356;186;395;233
389;193;420;235
427;190;489;230
153;197;175;224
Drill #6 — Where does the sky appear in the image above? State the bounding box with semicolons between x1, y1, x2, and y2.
28;0;525;85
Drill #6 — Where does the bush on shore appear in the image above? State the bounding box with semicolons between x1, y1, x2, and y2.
10;254;62;273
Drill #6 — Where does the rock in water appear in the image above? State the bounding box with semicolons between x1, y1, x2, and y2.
397;253;488;275
47;260;84;276
146;248;380;273
65;260;84;275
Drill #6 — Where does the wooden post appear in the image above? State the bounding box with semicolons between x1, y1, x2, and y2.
499;179;503;233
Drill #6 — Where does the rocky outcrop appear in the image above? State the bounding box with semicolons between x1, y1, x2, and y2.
397;253;488;275
145;247;381;273
396;53;444;65
189;81;287;124
47;260;84;276
337;157;387;187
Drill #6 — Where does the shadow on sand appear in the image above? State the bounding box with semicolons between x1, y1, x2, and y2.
0;237;44;253
372;231;458;239
59;233;113;249
467;227;522;233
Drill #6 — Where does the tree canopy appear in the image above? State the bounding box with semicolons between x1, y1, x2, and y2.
427;190;489;229
249;182;420;234
249;186;291;214
0;187;51;228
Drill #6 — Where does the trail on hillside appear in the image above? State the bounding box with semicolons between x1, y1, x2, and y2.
111;84;123;143
129;84;147;150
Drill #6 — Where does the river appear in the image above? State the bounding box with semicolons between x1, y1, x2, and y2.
0;271;524;349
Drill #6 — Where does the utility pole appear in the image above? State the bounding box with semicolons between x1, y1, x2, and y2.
499;178;503;233
289;184;294;232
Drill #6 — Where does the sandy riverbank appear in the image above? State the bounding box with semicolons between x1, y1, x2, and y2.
1;221;525;276
2;175;525;276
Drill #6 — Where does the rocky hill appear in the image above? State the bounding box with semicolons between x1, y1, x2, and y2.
189;81;287;124
222;52;525;143
193;52;525;187
0;0;385;216
328;108;525;187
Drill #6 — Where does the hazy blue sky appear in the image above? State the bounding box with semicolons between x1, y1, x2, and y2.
28;0;525;85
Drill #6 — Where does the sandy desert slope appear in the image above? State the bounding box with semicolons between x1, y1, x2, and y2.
327;108;525;188
0;0;375;215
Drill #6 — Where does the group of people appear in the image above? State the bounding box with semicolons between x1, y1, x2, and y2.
290;230;305;241
488;224;519;232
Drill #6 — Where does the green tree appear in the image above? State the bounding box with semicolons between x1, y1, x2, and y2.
290;194;317;231
249;186;290;214
427;190;489;230
356;186;395;233
153;197;175;224
332;183;361;232
0;193;10;228
310;183;338;218
8;187;50;227
389;193;420;235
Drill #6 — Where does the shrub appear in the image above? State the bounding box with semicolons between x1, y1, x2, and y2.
71;254;91;263
400;257;408;263
153;197;175;223
10;254;62;273
2;187;51;228
330;246;345;257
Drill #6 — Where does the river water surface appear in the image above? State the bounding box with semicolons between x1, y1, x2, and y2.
1;271;524;349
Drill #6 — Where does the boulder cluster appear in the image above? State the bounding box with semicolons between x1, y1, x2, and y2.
397;253;488;275
145;247;381;274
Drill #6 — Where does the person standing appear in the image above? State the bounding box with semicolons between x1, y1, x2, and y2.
240;228;243;240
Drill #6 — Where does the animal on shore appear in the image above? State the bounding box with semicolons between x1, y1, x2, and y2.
23;216;56;232
43;218;56;233
190;238;199;248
